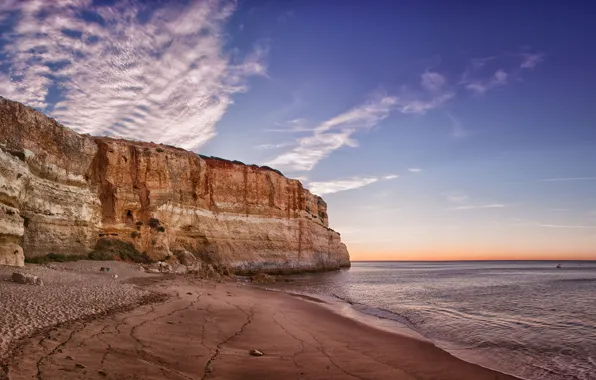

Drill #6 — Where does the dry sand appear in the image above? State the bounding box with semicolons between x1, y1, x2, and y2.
1;263;520;380
0;261;160;361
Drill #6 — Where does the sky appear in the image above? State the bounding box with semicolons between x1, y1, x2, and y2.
0;0;595;261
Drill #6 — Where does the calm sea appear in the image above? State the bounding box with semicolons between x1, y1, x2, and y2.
263;261;596;380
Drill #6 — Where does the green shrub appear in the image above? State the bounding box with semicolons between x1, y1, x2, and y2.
157;226;165;233
148;218;161;229
118;250;152;264
87;250;115;261
156;147;164;153
91;238;153;264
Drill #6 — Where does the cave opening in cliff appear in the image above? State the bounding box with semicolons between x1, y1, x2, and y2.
124;210;134;225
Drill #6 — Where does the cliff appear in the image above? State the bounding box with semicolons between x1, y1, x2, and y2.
0;97;350;272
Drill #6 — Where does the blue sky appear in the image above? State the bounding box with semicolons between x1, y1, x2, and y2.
1;1;595;260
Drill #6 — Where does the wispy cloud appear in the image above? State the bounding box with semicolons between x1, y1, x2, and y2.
421;71;446;92
0;0;265;151
512;218;595;229
446;192;469;203
465;69;508;94
539;177;596;182
408;168;421;173
471;56;497;69
266;84;454;172
538;224;595;229
452;204;505;210
448;113;469;138
396;92;454;114
462;51;543;95
520;53;544;70
266;96;397;171
510;218;539;227
307;177;378;196
254;142;293;150
266;118;316;133
307;174;398;195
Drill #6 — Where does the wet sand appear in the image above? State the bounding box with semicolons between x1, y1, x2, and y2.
3;273;519;380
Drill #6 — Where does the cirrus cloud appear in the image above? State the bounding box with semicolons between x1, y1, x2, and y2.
461;51;543;95
451;204;506;210
266;91;453;172
266;96;398;171
421;71;446;92
307;174;398;196
0;0;266;151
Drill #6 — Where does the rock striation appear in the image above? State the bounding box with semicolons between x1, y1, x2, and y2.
0;97;350;272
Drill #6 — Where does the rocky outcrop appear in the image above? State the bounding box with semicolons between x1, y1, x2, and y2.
0;97;350;272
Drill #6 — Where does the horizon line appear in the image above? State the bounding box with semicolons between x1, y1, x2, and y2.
350;259;596;262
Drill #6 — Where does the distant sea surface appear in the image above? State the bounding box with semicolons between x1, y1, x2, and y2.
263;261;596;380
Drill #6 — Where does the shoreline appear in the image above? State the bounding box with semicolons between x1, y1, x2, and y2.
257;287;432;342
258;285;527;380
284;289;527;380
2;267;520;380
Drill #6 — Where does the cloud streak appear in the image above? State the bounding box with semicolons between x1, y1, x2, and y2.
396;92;454;114
538;224;595;229
266;96;397;171
448;113;469;138
255;142;293;150
465;68;509;94
512;219;595;229
539;177;596;182
267;91;452;172
307;174;398;195
421;71;446;92
265;49;542;172
520;53;544;70
462;51;543;95
0;0;265;151
451;204;505;210
446;192;469;203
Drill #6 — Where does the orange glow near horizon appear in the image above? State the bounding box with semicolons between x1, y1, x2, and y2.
348;249;596;261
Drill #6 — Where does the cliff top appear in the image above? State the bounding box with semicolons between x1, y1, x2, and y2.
0;96;326;208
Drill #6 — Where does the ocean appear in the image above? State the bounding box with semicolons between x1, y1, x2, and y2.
263;261;596;380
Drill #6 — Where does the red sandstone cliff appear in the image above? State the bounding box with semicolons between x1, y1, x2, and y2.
0;97;350;272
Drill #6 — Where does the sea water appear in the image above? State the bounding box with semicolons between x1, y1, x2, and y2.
264;261;596;380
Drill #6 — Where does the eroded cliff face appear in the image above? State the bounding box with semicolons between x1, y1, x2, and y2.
0;97;350;272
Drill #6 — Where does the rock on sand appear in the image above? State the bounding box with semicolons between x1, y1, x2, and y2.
11;272;43;286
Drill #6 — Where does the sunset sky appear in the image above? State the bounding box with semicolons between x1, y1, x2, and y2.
1;1;595;260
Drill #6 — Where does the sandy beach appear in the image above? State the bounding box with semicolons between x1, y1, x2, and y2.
1;263;519;380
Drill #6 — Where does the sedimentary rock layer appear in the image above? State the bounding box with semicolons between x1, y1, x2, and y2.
0;97;350;272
